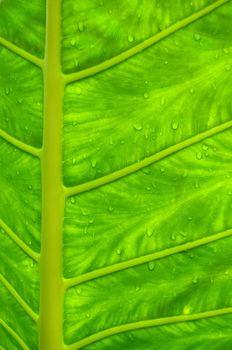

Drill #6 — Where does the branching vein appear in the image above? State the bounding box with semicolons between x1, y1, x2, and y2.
66;307;232;350
0;318;30;350
64;120;232;197
64;227;232;289
0;130;41;158
64;0;230;84
0;36;43;68
0;219;39;262
0;274;39;323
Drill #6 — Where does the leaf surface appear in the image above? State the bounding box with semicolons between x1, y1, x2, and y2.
0;0;232;349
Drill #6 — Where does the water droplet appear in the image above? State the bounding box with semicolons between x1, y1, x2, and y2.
127;35;134;43
18;97;23;104
81;208;89;216
196;151;202;160
78;22;84;32
143;92;149;99
28;185;32;190
148;261;155;271
160;97;165;106
74;58;79;67
70;197;76;204
89;217;94;224
91;158;97;168
133;123;142;131
5;87;9;95
171;233;176;241
171;120;179;130
164;60;168;65
72;121;78;127
160;167;165;173
86;313;90;318
75;87;81;95
183;305;191;314
135;285;140;292
108;9;113;15
223;47;229;55
146;227;153;237
70;38;76;46
189;87;194;94
193;33;201;41
116;248;122;255
180;231;187;237
72;157;76;165
192;276;198;284
108;205;114;212
202;144;208;151
187;216;193;221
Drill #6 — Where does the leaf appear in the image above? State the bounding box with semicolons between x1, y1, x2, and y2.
0;0;232;349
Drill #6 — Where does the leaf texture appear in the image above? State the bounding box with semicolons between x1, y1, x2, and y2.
0;0;232;349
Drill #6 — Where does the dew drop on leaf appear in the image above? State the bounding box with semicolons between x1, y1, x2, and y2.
70;197;76;204
146;227;153;237
223;47;229;55
196;151;202;160
171;233;176;241
192;276;198;284
70;39;76;46
116;248;122;255
78;22;84;32
91;158;97;168
148;261;155;271
160;97;165;106
133;123;143;131
171;119;179;130
127;35;134;43
193;33;201;41
81;208;89;216
75;87;81;95
108;205;114;212
143;92;149;99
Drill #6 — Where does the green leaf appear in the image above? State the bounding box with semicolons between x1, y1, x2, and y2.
1;0;232;349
